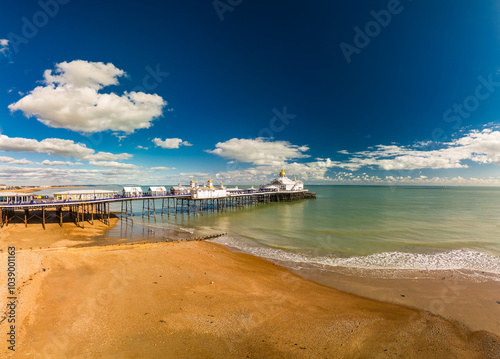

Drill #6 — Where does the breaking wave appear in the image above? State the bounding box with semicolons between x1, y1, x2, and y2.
211;235;500;280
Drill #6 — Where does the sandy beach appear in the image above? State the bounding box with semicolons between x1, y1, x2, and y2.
0;221;499;358
290;265;500;337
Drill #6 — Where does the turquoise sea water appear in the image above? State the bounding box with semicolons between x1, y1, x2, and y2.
36;185;500;278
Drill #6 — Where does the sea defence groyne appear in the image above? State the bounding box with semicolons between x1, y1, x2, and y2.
0;191;316;229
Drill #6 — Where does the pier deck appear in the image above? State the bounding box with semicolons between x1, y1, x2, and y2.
0;191;316;229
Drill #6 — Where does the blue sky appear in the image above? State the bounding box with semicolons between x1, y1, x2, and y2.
2;0;500;185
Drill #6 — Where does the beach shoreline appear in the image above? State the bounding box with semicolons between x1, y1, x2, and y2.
213;241;500;337
287;263;500;336
0;221;499;358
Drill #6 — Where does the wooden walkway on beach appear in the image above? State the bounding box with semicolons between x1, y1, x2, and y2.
0;191;316;229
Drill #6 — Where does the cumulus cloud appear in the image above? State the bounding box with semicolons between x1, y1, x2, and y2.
89;160;138;169
204;129;500;183
0;156;32;165
328;172;500;186
9;60;166;134
206;138;310;166
0;134;132;161
84;151;132;161
0;166;147;186
150;166;176;170
453;128;500;165
0;134;93;158
212;158;338;184
41;160;76;166
153;138;192;149
0;39;9;56
337;129;500;171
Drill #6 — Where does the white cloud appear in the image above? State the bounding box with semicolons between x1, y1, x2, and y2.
84;151;132;161
136;145;149;150
43;60;125;89
153;138;192;149
9;60;166;134
177;172;210;179
0;134;132;161
212;158;338;184
327;172;500;186
0;39;9;56
41;160;76;166
204;129;500;183
0;156;32;165
206;138;310;166
89;160;138;169
453;128;500;165
0;134;93;158
336;129;500;171
150;166;176;170
0;166;145;186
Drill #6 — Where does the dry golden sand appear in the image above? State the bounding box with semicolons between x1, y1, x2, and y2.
0;218;119;249
0;222;499;358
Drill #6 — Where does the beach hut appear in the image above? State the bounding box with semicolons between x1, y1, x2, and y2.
122;187;143;198
147;186;167;196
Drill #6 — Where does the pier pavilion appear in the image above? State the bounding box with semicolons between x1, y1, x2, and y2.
122;187;143;197
261;169;304;191
53;190;117;201
0;192;37;203
147;187;168;196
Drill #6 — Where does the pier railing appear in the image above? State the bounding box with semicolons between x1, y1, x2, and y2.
0;190;316;229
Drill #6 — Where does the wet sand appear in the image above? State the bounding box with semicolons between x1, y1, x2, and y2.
289;265;500;337
0;222;499;358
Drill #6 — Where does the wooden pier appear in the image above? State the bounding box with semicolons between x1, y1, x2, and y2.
0;191;315;229
0;202;112;229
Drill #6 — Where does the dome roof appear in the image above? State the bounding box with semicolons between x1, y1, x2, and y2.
280;169;285;176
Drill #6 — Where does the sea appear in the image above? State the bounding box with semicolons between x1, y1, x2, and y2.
35;185;500;281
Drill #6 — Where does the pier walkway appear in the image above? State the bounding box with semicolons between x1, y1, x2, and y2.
0;190;316;229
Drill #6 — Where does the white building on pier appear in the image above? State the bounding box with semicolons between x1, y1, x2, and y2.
191;179;227;199
122;187;143;197
170;183;189;195
147;186;167;196
0;192;33;203
54;190;117;201
261;169;304;192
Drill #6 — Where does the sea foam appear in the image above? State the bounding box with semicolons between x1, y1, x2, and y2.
211;236;500;279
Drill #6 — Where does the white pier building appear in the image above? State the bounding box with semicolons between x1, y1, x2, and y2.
261;169;304;192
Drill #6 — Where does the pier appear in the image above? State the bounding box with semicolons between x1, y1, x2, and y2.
0;191;316;229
